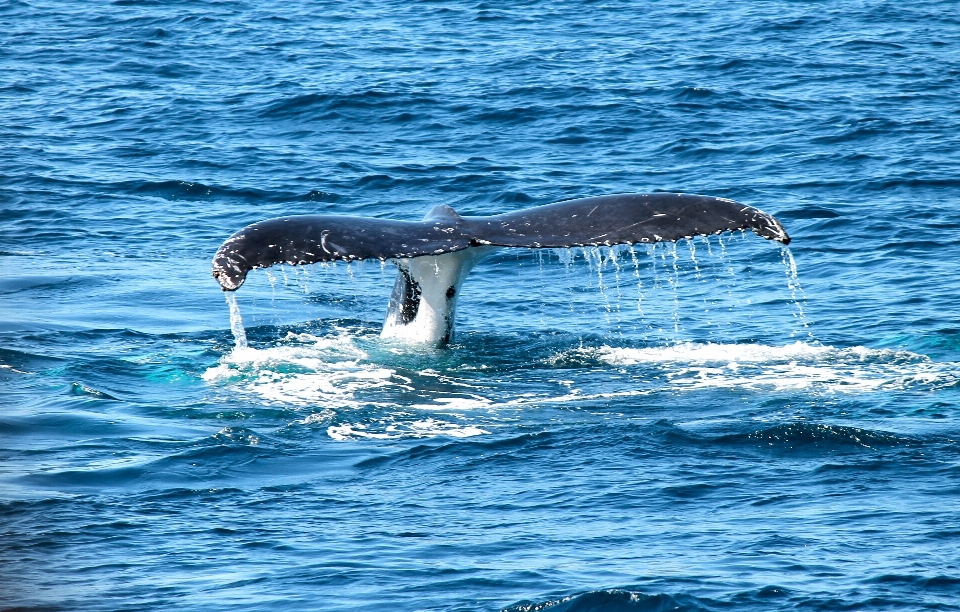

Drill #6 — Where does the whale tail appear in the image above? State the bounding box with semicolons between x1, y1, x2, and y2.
211;193;790;345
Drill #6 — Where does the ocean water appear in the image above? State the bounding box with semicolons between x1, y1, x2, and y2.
3;1;960;610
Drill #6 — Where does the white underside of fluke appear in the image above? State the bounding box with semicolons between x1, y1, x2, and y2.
381;246;496;346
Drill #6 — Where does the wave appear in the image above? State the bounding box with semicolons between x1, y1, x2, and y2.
504;589;711;612
504;581;959;612
502;578;960;612
327;418;488;441
127;179;273;201
259;90;439;120
714;422;912;451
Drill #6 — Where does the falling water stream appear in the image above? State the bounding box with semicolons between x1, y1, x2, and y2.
225;237;805;350
224;291;248;349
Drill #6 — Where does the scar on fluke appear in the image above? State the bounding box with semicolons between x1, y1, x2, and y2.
212;192;790;346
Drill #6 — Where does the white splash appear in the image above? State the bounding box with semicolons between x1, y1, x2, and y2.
204;323;956;441
203;331;497;441
596;341;830;364
589;341;957;393
203;331;398;408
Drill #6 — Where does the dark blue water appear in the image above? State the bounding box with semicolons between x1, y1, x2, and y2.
4;1;960;610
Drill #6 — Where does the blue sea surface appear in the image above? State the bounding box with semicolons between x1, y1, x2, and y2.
3;1;960;610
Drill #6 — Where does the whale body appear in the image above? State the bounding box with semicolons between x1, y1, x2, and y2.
212;193;790;345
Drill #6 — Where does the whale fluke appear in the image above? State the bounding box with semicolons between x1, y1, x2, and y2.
212;193;789;291
212;193;790;346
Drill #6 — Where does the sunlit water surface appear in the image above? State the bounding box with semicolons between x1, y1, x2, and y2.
3;1;960;611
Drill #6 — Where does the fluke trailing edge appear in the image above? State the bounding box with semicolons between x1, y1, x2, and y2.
212;193;790;345
212;193;788;290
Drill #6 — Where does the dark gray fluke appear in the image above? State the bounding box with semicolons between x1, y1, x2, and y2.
212;193;789;291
